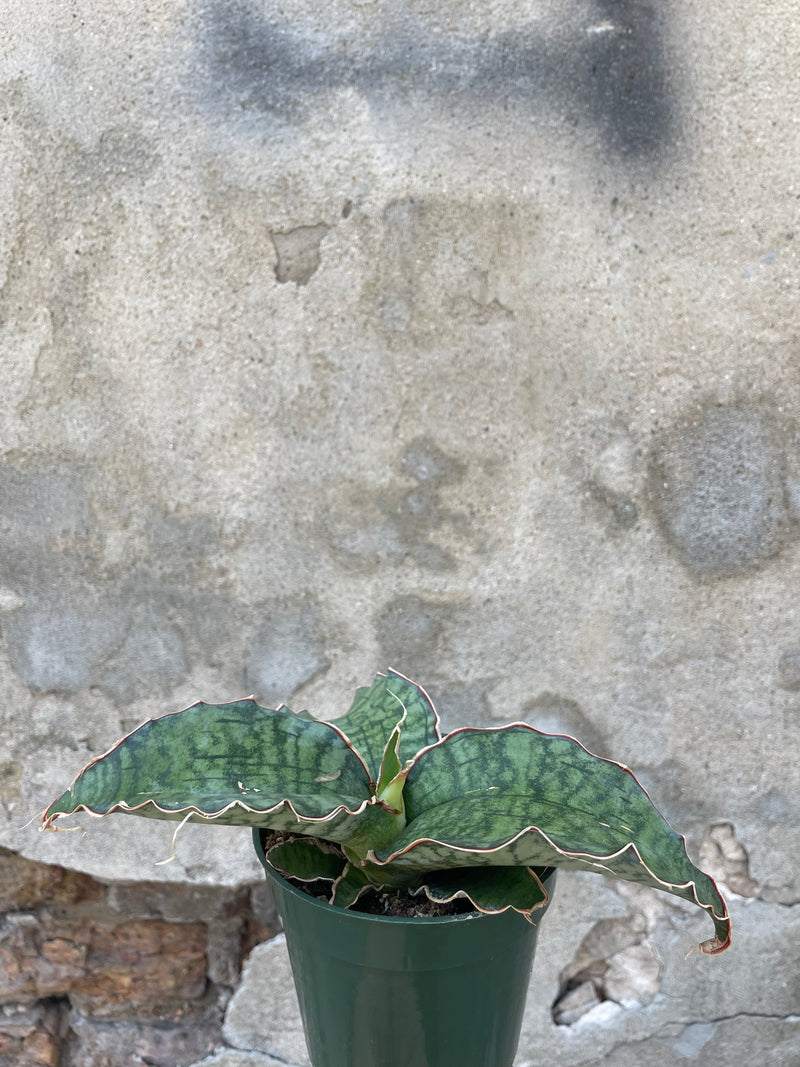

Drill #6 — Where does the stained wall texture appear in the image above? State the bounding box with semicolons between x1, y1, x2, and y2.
0;1;798;1064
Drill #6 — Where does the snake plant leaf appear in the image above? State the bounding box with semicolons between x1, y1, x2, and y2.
332;671;441;783
329;856;423;907
376;726;403;798
266;838;346;883
373;726;731;954
332;862;380;908
414;866;552;919
41;699;396;846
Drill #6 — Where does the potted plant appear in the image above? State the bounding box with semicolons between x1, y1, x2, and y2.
42;670;730;1067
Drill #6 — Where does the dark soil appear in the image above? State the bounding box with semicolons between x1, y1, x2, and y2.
288;878;474;918
351;887;474;918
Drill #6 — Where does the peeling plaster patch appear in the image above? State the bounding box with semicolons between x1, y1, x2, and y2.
143;513;221;565
755;788;790;824
584;479;639;532
648;404;793;577
270;225;329;285
0;463;92;574
699;823;760;899
245;602;329;704
398;486;445;532
324;495;459;572
0;461;248;704
0;95;156;433
581;430;641;534
375;489;456;570
552;914;661;1026
99;622;189;706
373;437;470;571
2;583;211;705
322;500;408;572
373;196;528;341
668;1021;718;1060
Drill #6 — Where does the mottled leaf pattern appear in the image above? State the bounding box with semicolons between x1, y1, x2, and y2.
332;670;440;782
42;674;730;953
373;726;730;952
42;699;386;844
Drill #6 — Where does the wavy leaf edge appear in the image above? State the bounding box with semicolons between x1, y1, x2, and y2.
371;722;731;954
39;678;731;955
41;697;375;829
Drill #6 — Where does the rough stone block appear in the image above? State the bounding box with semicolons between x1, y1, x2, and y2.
0;847;104;912
64;1011;221;1067
0;912;207;1019
0;1001;66;1067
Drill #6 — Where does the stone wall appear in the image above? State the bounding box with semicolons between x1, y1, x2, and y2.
1;0;799;1064
0;848;274;1066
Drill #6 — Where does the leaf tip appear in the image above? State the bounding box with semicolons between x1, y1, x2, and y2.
40;796;71;832
698;926;732;956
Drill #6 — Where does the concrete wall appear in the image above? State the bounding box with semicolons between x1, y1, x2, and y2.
1;1;798;1063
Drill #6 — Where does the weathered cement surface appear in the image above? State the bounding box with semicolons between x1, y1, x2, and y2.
1;0;798;1063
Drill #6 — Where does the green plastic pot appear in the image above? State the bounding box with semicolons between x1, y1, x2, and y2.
253;829;556;1067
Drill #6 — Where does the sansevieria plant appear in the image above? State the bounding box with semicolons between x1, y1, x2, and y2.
42;669;730;955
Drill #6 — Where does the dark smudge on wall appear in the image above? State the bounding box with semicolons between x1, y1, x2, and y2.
195;0;676;162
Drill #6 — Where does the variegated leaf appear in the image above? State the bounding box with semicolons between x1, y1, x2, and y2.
42;699;399;847
332;670;441;783
373;725;730;953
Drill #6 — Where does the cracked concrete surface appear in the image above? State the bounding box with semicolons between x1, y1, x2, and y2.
552;913;661;1025
1;0;799;1063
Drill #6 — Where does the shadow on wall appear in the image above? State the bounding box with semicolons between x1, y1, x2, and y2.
196;0;675;161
